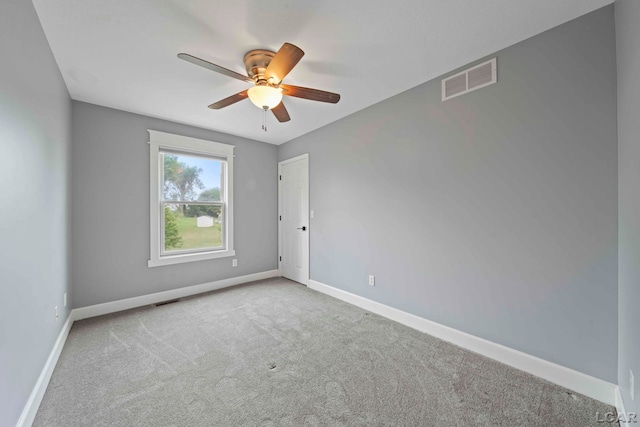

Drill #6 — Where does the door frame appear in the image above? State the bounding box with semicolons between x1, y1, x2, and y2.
278;153;310;285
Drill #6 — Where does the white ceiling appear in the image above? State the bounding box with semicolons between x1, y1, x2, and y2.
32;0;612;145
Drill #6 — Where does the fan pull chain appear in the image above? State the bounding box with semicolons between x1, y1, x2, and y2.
262;107;268;132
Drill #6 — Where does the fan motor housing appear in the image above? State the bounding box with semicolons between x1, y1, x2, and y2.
244;49;276;83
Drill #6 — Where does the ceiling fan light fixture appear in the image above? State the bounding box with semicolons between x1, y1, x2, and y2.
179;43;340;122
247;85;283;110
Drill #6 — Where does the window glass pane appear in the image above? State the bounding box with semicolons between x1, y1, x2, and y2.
163;203;223;252
162;152;223;202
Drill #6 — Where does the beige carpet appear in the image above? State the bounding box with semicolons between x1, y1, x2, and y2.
34;277;618;426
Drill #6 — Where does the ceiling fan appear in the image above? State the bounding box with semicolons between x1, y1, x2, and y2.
178;43;340;126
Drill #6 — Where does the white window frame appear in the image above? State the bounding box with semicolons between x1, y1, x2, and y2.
148;130;235;267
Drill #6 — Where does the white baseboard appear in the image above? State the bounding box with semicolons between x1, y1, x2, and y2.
16;269;279;427
308;279;617;406
16;312;75;427
73;270;279;320
615;387;635;426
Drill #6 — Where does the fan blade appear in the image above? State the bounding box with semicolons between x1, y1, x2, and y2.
178;53;252;83
264;43;304;84
271;102;291;122
280;84;341;104
208;90;249;109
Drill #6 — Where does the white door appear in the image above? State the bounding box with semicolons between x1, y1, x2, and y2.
278;154;309;285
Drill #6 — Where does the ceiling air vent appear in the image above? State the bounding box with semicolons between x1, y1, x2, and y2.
442;58;497;101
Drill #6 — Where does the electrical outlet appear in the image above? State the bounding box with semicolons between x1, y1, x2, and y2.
310;210;315;219
64;292;67;307
631;369;635;401
368;275;375;286
232;259;238;267
54;306;59;322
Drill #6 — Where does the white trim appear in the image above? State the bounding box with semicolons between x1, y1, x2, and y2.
278;153;309;166
308;279;617;405
148;249;236;267
148;130;235;267
615;387;635;426
148;130;235;156
278;153;310;286
16;312;75;427
74;270;279;320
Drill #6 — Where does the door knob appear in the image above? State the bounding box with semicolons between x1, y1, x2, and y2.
297;226;307;231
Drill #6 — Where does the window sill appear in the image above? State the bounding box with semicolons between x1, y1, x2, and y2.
148;249;236;267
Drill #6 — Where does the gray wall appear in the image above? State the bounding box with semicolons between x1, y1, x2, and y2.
279;6;618;382
71;102;278;308
0;1;72;425
615;0;640;415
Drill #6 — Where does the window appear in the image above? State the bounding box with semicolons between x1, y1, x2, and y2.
148;130;234;267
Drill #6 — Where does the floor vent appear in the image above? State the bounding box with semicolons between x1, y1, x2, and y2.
153;299;180;307
442;58;497;101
